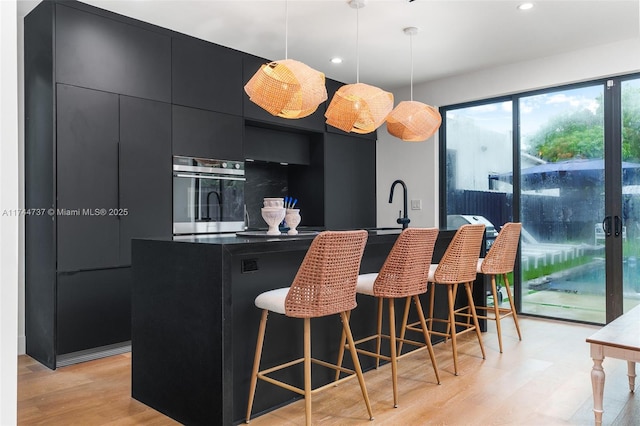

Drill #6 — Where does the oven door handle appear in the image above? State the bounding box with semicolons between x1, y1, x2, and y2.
174;173;246;181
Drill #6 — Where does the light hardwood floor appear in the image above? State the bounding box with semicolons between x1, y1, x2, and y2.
18;317;639;425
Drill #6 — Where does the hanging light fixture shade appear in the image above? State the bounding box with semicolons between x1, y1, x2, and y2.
387;100;441;142
325;83;394;134
325;0;393;134
243;1;327;119
244;59;328;119
387;26;442;142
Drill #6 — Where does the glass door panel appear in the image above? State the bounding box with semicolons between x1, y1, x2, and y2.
621;78;640;313
444;100;514;229
518;85;606;323
443;101;514;315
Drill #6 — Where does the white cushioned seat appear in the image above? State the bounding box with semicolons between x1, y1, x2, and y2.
428;264;438;281
254;287;289;314
476;258;484;273
356;273;378;296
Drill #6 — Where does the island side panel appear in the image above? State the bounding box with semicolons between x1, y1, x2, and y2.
131;239;225;426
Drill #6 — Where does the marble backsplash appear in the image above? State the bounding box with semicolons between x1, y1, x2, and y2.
244;161;288;229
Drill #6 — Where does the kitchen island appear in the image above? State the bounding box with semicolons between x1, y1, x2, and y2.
131;229;484;425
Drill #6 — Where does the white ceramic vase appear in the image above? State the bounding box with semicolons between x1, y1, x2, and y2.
262;207;286;235
285;209;301;235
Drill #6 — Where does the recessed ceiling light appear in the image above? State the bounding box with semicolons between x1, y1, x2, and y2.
330;57;343;64
517;3;534;11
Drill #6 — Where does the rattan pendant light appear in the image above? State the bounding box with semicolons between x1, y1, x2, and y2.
244;1;327;119
325;0;393;134
386;27;441;142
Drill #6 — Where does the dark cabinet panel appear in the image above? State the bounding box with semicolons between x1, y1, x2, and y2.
24;0;56;369
56;84;120;271
324;133;376;229
244;125;311;165
242;54;327;132
55;4;171;102
172;36;243;115
119;96;172;265
172;105;243;160
325;78;378;141
57;268;132;355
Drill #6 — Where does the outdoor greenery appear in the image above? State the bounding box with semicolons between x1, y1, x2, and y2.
528;85;640;162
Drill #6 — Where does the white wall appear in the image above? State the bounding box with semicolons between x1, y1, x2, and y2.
1;0;19;423
377;37;640;229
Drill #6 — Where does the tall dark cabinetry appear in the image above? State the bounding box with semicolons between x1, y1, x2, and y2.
25;0;379;370
25;1;172;368
324;133;377;229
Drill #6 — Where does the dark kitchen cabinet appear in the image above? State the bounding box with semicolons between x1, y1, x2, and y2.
244;125;312;165
56;85;172;270
56;84;120;272
172;36;243;115
324;132;376;229
55;3;171;102
172;105;244;160
242;54;327;132
119;96;172;265
57;268;132;355
29;79;170;366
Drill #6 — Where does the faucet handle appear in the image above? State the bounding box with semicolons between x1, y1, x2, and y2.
396;217;411;229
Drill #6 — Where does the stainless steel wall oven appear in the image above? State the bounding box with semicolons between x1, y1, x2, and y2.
173;156;245;234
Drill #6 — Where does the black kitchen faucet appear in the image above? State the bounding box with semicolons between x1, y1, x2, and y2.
389;179;410;229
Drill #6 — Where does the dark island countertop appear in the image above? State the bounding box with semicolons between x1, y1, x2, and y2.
131;228;483;425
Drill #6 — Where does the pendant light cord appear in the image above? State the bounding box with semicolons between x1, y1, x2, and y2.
410;31;414;101
356;5;360;84
285;0;289;59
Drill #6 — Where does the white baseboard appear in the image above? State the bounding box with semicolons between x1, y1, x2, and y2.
18;334;25;355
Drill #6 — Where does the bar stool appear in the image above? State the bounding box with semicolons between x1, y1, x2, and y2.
422;224;486;376
475;222;523;353
245;230;374;426
335;228;441;408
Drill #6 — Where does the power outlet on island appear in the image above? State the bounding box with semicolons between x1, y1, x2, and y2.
410;199;422;210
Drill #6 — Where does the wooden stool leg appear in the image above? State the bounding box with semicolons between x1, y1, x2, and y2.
246;309;269;423
413;295;441;384
464;282;486;360
490;275;504;353
397;296;412;355
428;283;436;333
503;274;522;341
304;318;312;426
341;311;374;420
447;285;459;376
445;284;460;343
334;311;350;381
388;299;399;408
376;297;383;368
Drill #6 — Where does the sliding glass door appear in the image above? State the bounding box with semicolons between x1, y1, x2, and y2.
441;73;640;325
518;84;607;323
621;77;640;314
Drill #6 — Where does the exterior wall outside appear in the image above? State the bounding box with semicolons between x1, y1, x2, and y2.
376;36;640;229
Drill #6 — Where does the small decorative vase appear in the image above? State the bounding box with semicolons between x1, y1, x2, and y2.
262;207;286;235
263;197;284;208
285;209;301;235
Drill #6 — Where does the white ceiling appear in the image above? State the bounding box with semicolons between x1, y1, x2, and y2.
17;0;640;90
